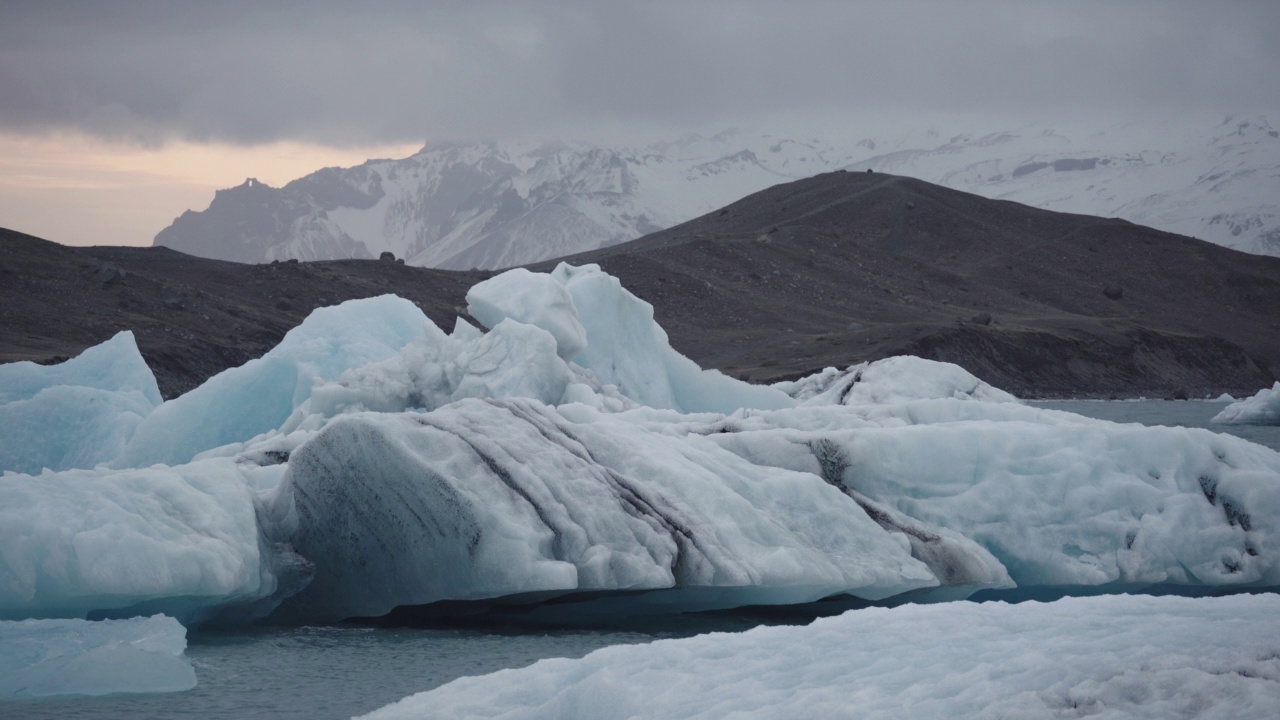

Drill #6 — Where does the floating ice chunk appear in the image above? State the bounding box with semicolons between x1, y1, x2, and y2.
0;331;161;474
115;295;428;468
264;398;933;621
701;405;1280;589
0;615;195;698
775;356;1020;406
1214;382;1280;425
358;594;1280;720
0;459;275;622
466;268;587;360
550;263;793;413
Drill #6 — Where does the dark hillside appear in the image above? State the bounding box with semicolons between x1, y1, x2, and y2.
0;228;484;398
533;171;1280;397
3;171;1278;398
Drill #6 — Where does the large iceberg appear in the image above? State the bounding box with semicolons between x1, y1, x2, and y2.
0;615;195;698
1215;381;1280;425
1;262;1278;626
357;593;1280;720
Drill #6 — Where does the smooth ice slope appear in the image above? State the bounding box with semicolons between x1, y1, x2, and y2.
115;295;428;468
0;615;195;698
0;459;274;622
0;331;161;474
1215;382;1280;425
360;594;1280;720
265;398;934;620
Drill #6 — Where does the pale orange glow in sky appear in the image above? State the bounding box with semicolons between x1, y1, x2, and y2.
0;132;422;247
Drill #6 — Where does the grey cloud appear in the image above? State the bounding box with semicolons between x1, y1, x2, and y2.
2;0;1278;146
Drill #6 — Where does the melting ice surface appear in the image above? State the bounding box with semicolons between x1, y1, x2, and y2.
2;262;1280;711
359;594;1280;720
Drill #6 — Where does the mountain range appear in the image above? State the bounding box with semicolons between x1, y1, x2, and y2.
154;115;1280;268
9;170;1280;399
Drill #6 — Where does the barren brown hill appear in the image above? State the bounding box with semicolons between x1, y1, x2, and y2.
3;171;1278;399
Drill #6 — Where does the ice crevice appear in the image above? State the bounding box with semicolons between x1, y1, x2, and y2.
0;261;1277;630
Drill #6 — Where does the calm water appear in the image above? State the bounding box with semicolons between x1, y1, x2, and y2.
1032;399;1280;451
7;401;1278;720
7;624;680;720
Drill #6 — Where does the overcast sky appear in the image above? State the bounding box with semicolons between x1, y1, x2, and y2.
2;0;1278;245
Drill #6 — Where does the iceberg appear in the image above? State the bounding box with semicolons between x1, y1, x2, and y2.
1214;382;1280;425
1;262;1278;626
0;614;195;698
357;593;1280;720
0;331;161;474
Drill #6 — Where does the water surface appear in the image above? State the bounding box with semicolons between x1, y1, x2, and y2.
1032;398;1280;451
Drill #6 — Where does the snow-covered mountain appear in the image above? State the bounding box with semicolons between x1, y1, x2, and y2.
853;115;1280;256
154;115;1280;267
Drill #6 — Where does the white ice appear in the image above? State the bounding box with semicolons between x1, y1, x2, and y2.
358;593;1280;720
1215;382;1280;425
0;331;161;474
2;263;1279;626
0;615;195;698
696;399;1280;589
466;268;588;361
774;355;1020;406
471;263;794;413
0;459;276;622
115;295;428;468
263;398;934;621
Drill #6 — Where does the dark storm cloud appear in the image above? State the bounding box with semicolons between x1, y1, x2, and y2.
2;0;1278;146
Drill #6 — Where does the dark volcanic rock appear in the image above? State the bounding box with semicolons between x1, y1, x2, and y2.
95;263;126;285
4;170;1280;399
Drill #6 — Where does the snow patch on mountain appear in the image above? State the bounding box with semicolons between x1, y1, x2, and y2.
154;115;1280;267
